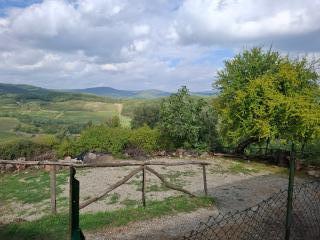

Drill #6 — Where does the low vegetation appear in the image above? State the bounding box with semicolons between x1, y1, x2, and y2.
0;169;69;204
0;196;214;240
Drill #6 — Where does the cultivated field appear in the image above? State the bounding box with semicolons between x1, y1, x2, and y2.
0;98;131;143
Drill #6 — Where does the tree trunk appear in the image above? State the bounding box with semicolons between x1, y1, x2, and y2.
235;136;260;154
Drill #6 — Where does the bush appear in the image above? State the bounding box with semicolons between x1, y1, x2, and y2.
56;125;131;157
159;86;218;151
56;125;164;158
0;139;53;160
106;115;121;128
131;103;160;129
128;126;161;153
55;138;80;158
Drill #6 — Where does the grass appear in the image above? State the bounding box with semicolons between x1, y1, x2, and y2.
209;158;287;175
228;162;260;174
128;169;195;192
147;184;168;192
108;193;120;204
162;170;196;187
0;117;20;131
121;198;140;207
0;196;214;240
0;169;69;204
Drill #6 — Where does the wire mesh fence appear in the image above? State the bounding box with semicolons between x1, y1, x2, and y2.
183;181;320;240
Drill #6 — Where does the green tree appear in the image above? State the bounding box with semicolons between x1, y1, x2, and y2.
217;47;320;153
131;103;160;129
160;86;217;150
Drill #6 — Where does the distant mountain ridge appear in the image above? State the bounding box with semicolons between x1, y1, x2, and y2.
68;87;216;98
0;83;216;99
68;87;171;98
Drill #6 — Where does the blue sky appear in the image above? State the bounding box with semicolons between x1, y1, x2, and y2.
0;0;42;13
0;0;319;91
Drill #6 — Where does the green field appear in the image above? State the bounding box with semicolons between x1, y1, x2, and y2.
0;85;137;142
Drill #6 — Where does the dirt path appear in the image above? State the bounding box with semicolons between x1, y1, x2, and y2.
114;103;123;115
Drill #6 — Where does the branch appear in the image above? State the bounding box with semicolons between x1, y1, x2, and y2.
79;166;143;209
145;166;196;197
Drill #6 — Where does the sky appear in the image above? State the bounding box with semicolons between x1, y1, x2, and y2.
0;0;319;91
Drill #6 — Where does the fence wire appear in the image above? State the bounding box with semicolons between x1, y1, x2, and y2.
183;181;320;240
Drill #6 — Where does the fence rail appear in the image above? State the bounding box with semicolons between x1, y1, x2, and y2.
0;159;209;211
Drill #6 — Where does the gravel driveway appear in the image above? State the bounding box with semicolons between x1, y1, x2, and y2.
82;157;303;240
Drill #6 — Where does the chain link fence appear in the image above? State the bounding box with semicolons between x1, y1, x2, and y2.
183;181;320;240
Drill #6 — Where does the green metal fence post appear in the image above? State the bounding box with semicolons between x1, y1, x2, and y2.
69;166;85;240
285;143;295;240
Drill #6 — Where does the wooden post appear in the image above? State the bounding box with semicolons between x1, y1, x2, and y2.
202;164;208;196
285;143;295;240
50;165;57;214
265;137;270;156
142;165;146;207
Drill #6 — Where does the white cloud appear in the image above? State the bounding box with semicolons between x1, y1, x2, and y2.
133;24;150;36
0;0;319;91
174;0;320;48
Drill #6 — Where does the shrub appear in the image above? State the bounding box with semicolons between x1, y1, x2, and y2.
56;125;131;157
128;126;161;153
78;126;130;155
55;138;81;158
106;115;121;128
56;125;164;158
0;139;52;160
131;103;160;129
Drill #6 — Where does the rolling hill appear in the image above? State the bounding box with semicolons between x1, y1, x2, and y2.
0;83;107;102
0;83;216;99
68;87;171;99
68;87;216;98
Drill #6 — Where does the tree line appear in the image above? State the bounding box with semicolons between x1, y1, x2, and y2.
131;47;320;155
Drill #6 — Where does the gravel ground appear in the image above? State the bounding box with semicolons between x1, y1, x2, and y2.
2;156;307;239
64;157;277;214
85;172;298;240
81;157;304;240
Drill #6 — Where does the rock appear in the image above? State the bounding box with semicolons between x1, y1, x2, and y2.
154;150;166;157
44;165;52;172
16;164;26;171
17;157;26;161
71;159;83;164
200;152;210;159
176;148;185;158
88;152;97;160
97;154;114;162
83;152;98;163
64;156;72;161
5;164;15;171
307;170;320;178
124;147;146;160
30;151;56;161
